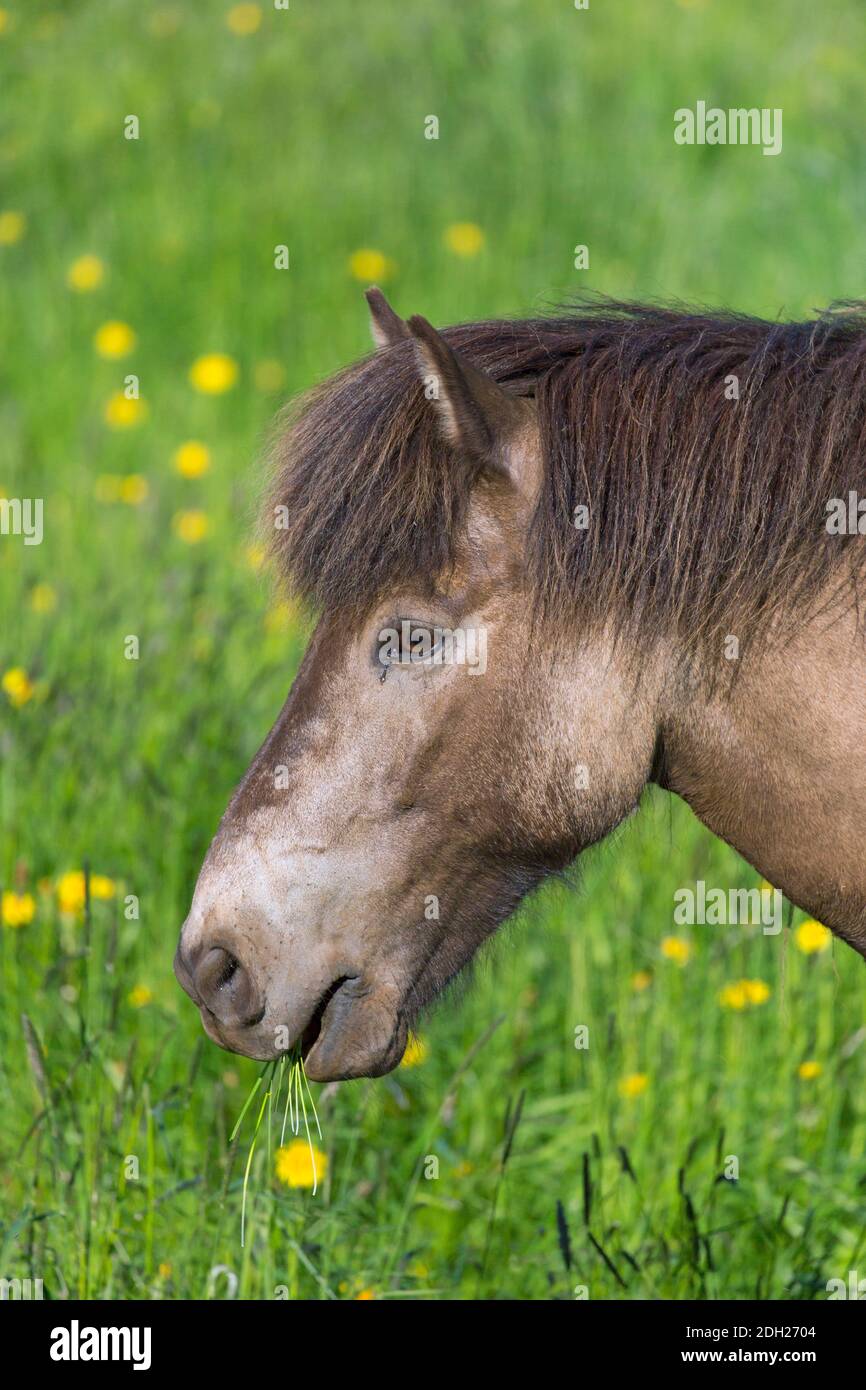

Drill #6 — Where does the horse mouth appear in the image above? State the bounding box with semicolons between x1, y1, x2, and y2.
299;976;352;1058
302;977;407;1081
189;968;406;1080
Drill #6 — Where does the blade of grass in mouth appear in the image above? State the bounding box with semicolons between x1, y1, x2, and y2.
240;1082;271;1248
235;1046;323;1244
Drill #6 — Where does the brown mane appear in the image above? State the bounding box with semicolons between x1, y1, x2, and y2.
269;298;866;656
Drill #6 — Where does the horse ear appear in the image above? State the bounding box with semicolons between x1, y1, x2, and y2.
365;286;410;350
406;314;526;472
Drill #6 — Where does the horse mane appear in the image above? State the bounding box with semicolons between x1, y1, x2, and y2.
268;297;866;657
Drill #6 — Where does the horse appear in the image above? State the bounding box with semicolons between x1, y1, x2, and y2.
174;289;866;1080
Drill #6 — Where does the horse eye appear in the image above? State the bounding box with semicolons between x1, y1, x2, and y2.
377;620;443;669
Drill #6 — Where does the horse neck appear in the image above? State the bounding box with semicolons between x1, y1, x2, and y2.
657;604;866;957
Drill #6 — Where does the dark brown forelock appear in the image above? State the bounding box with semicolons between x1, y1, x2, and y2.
269;298;866;657
266;313;543;618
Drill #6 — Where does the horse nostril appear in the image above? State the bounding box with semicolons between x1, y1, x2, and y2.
192;946;264;1028
215;954;239;988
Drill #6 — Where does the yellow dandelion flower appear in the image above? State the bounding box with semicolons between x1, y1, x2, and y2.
348;248;393;283
95;474;123;503
244;543;266;572
400;1033;428;1068
719;978;770;1010
128;984;153;1008
264;599;300;634
795;919;832;955
3;667;34;707
120;474;149;506
798;1060;822;1080
660;935;691;966
56;872;86;915
719;981;748;1010
355;1289;375;1301
158;1261;173;1278
0;210;26;245
173;441;211;478
275;1138;328;1189
30;582;57;614
743;978;770;1005
618;1072;649;1099
94;320;136;359
444;222;485;257
56;870;115;915
253;359;285;392
189;352;238;394
2;891;35;928
631;969;653;992
173;509;211;544
103;392;147;429
226;3;261;35
453;1160;474;1177
67;254;105;292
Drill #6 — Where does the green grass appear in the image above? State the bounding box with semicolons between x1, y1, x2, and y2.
1;0;865;1300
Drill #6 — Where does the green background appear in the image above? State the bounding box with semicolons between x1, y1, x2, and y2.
1;0;864;1300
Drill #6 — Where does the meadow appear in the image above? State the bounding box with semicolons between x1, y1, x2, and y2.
1;0;865;1300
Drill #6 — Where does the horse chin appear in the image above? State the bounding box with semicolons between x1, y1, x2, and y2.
302;985;408;1082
